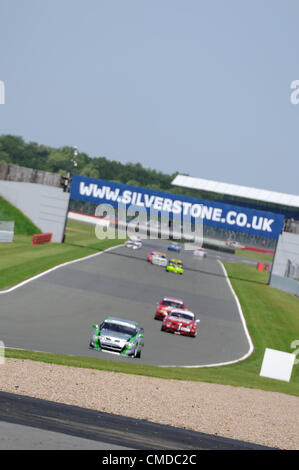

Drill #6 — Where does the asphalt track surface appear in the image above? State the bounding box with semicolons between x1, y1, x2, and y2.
0;392;274;450
0;239;252;367
0;241;270;450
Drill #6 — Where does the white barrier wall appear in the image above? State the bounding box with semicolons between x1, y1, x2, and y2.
0;221;14;242
0;181;69;242
270;232;299;296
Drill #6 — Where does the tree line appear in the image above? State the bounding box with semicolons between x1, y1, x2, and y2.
0;134;219;200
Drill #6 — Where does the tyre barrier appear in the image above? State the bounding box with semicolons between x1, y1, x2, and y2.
31;233;53;245
256;262;270;272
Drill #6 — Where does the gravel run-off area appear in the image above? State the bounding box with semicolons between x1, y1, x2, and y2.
0;358;298;450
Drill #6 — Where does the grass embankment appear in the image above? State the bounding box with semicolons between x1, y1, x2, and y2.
0;199;298;396
0;219;124;289
0;196;41;235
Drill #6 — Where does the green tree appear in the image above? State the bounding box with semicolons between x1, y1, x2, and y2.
47;150;72;173
0;134;202;199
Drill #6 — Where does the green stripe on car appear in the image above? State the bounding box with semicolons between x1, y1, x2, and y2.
121;334;139;356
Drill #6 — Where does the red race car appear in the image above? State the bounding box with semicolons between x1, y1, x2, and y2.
161;309;200;337
155;297;186;320
147;251;155;262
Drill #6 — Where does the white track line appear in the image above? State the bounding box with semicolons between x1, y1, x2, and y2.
217;259;254;357
159;260;254;368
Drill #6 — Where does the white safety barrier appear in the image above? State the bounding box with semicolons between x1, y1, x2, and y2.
0;221;14;242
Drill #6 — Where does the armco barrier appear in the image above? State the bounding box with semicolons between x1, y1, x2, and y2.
31;233;52;245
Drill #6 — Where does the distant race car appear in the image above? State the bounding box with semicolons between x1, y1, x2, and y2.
166;258;184;275
155;297;186;320
193;247;207;258
161;309;200;337
151;252;168;267
125;237;142;250
225;240;245;249
89;317;144;358
167;242;181;253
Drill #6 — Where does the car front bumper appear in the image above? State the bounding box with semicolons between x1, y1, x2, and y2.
163;323;196;336
89;338;138;356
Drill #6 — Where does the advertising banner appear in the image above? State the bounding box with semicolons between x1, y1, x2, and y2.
70;175;284;239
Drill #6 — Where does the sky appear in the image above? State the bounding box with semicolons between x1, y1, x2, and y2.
0;0;299;195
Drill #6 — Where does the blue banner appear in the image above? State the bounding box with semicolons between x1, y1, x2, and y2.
70;174;284;239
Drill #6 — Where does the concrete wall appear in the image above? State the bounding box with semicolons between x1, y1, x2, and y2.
269;232;299;297
0;180;69;242
0;163;62;187
0;221;14;242
270;274;299;297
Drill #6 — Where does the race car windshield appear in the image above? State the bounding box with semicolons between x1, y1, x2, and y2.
162;300;182;308
171;312;194;321
101;322;137;336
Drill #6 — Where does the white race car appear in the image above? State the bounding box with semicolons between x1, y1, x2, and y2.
89;317;144;358
151;252;168;267
193;247;207;258
226;240;245;249
125;237;143;250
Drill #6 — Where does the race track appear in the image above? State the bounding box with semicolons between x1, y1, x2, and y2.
0;391;272;450
0;240;252;367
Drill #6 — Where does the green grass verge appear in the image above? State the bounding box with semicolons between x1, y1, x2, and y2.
0;195;41;235
1;218;299;396
233;248;273;263
0;220;124;289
